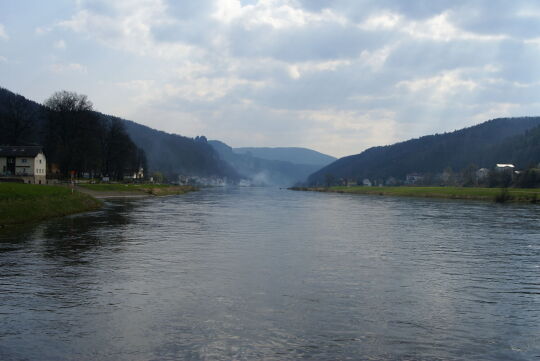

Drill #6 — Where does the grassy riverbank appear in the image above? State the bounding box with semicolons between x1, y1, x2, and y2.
78;183;198;196
290;186;540;203
0;183;102;227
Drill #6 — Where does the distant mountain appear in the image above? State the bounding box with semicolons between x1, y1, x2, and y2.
209;140;323;186
0;86;239;180
233;147;336;166
307;117;540;185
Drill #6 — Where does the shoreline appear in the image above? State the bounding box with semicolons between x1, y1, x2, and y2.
0;183;198;230
290;186;540;203
77;184;198;198
0;183;103;229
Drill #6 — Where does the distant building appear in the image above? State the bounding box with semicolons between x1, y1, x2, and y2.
123;167;145;181
496;164;515;171
476;168;490;181
362;178;372;187
0;146;47;184
346;179;357;187
405;173;424;185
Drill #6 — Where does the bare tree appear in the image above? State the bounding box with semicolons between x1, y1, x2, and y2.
44;91;93;112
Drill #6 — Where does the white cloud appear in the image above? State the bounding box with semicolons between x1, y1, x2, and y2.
213;0;347;29
397;70;477;95
0;24;8;40
0;55;7;63
4;0;540;157
403;12;508;42
359;12;402;30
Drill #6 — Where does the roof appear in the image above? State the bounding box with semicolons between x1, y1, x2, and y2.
496;164;515;168
0;146;43;157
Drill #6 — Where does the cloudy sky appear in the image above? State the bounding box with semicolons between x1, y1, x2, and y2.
1;0;540;157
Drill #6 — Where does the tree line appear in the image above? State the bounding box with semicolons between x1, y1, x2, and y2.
0;88;147;180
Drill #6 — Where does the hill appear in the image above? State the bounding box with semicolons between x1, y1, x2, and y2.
209;140;322;186
307;117;540;186
233;147;336;166
104;117;239;180
0;86;238;181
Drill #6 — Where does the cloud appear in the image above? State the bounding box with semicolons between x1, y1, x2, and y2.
0;55;7;63
0;24;8;40
5;0;540;157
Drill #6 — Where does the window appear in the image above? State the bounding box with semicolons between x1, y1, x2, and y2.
39;160;42;164
21;159;27;163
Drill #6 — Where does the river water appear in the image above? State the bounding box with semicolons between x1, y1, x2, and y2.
1;187;539;360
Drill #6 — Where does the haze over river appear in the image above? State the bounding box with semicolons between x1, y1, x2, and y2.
1;188;539;360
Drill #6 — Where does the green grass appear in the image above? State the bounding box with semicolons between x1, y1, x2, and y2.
79;183;197;196
291;186;540;203
0;183;102;227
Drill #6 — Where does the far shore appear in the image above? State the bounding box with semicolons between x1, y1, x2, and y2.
290;186;540;203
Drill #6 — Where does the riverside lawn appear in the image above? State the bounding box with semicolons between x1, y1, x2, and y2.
0;183;102;227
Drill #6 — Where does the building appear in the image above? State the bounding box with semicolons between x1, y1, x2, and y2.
0;146;47;184
476;168;490;181
123;167;145;181
405;173;424;185
496;164;515;171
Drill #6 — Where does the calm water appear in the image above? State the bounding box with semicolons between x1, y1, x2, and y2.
1;187;539;361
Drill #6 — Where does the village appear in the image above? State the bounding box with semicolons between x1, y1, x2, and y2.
338;163;536;188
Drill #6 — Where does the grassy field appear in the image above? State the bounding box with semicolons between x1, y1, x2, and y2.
291;186;540;203
0;183;102;227
79;183;198;196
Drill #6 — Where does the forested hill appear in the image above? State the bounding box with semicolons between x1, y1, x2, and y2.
307;117;540;185
209;140;321;186
0;86;239;180
233;147;336;166
101;116;239;180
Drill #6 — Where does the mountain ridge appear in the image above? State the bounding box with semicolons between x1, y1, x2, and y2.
307;117;540;185
233;147;336;166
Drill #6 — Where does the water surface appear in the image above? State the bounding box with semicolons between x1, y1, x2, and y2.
1;187;539;360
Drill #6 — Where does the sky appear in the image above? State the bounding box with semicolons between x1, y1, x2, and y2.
1;0;540;157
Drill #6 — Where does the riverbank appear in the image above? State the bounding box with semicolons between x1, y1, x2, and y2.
0;183;198;229
290;186;540;203
77;184;198;198
0;183;102;228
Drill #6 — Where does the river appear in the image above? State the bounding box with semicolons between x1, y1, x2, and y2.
1;187;539;360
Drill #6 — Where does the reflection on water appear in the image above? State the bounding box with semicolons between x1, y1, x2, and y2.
1;188;539;360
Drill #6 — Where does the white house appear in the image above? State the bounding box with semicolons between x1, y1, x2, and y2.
496;164;515;172
0;146;47;184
